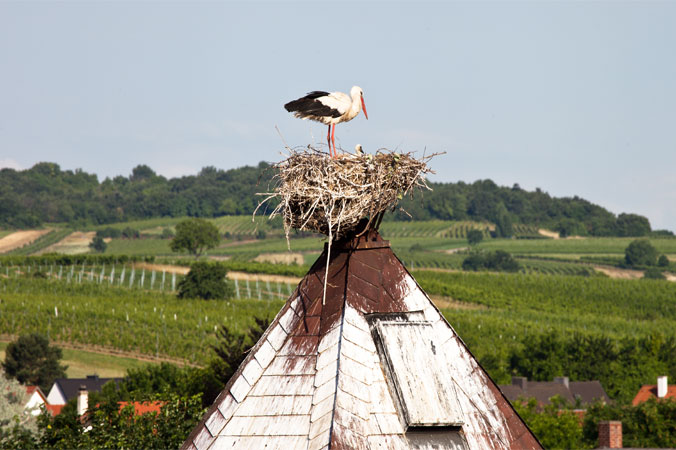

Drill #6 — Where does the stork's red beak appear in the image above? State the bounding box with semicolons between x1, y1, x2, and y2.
361;95;368;120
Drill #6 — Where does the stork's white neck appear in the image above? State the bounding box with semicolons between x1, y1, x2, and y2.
346;86;363;120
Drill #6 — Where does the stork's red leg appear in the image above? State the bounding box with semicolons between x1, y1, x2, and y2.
331;124;337;158
327;125;332;157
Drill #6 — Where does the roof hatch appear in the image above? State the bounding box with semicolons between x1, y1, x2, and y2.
372;318;465;428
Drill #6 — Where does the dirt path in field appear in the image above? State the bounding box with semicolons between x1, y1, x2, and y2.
444;247;468;254
218;239;258;248
228;271;301;284
416;267;462;274
254;252;304;265
136;262;190;275
592;265;675;282
136;262;302;284
0;229;52;253
37;231;96;255
593;266;643;280
430;295;486;310
538;228;560;239
0;334;200;368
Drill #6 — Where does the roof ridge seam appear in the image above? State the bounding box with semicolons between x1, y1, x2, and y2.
325;257;352;450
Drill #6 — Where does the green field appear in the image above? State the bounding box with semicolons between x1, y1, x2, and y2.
105;238;173;255
8;229;72;255
0;277;284;365
0;342;155;378
1;216;675;384
2;263;674;368
476;236;676;255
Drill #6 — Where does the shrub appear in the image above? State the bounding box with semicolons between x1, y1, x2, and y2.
89;236;107;253
177;262;233;300
160;228;175;239
462;250;520;272
625;239;658;267
96;227;121;239
643;268;666;280
467;229;484;245
657;255;669;267
121;227;140;239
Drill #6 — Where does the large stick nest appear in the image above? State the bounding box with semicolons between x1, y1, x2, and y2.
256;148;435;240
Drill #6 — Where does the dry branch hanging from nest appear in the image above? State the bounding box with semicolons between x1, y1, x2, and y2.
255;148;436;242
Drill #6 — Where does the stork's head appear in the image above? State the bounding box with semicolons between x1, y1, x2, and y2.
351;86;368;120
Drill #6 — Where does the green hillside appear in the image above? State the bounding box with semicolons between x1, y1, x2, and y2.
1;161;667;238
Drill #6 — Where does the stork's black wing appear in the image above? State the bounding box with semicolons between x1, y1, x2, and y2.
284;91;342;119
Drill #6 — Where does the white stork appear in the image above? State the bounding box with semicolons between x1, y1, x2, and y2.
284;86;368;158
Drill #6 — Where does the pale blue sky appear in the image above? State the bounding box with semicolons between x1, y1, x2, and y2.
1;1;675;231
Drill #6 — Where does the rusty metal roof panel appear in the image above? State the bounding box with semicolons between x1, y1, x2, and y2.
182;229;541;450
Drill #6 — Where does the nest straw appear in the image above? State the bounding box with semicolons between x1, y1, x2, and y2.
255;146;437;303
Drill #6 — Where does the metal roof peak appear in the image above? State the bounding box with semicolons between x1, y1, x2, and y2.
183;229;541;450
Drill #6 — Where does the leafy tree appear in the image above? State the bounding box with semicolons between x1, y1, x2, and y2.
625;239;659;267
170;218;220;258
210;317;269;386
509;332;567;382
508;332;676;405
89;235;107;253
513;396;589;449
0;371;39;448
658;254;669;267
466;229;484;246
555;218;587;238
177;262;232;300
2;334;67;392
583;399;676;449
37;392;204;449
160;227;175;239
616;213;651;237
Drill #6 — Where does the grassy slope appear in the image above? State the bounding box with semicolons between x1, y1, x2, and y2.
476;237;676;255
0;342;154;378
0;277;283;365
417;271;676;368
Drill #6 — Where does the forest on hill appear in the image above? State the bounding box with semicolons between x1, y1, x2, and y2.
0;161;659;237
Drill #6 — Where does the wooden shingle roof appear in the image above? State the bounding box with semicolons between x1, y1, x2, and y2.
183;229;541;449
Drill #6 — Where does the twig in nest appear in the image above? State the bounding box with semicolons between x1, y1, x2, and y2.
254;147;437;243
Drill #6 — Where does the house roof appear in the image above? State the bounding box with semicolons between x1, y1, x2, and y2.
53;375;122;403
183;229;541;449
46;404;64;416
632;384;676;406
500;378;610;406
26;385;47;401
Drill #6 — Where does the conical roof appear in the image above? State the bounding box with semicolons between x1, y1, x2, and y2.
182;229;541;450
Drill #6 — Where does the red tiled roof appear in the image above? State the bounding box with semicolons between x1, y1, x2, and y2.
25;385;47;401
632;384;676;406
46;404;64;416
118;401;165;415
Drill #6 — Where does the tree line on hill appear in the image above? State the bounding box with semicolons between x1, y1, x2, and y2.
0;161;664;237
